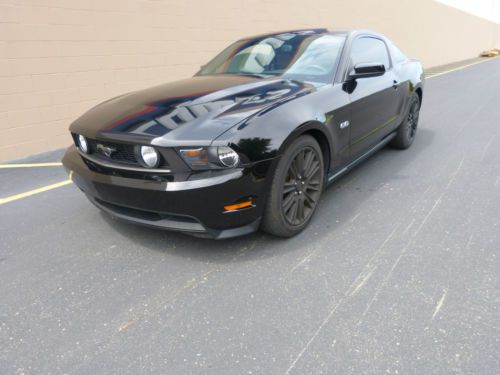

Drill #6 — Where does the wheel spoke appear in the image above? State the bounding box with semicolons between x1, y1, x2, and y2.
289;161;299;180
297;150;305;175
283;181;296;195
306;183;320;192
303;150;314;174
305;160;320;180
296;197;305;222
282;192;295;213
288;198;299;223
304;191;315;206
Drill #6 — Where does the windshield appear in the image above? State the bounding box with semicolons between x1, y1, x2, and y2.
197;32;346;84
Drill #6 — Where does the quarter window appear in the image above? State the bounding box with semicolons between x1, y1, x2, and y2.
388;41;407;64
350;37;390;70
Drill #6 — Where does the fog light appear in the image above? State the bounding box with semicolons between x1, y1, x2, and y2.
77;134;89;154
218;146;239;167
139;145;159;168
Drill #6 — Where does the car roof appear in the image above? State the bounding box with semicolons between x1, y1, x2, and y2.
237;28;386;42
238;28;347;40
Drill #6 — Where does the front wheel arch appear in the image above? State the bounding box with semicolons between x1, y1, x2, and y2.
277;121;332;177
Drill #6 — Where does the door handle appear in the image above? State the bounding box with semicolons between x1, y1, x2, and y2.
392;80;399;89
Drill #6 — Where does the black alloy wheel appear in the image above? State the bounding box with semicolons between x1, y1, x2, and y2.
282;146;322;226
406;97;420;140
261;135;324;237
390;93;421;149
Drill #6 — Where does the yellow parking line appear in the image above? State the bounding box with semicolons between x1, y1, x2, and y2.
0;179;72;205
0;162;63;168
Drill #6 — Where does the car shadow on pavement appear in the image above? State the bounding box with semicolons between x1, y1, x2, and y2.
100;128;435;264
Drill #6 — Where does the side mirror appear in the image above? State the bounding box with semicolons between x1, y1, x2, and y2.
349;62;385;79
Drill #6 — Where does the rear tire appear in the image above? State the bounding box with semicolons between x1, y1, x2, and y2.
390;93;421;149
261;135;324;237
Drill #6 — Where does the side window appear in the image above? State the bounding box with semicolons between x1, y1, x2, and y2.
350;37;390;70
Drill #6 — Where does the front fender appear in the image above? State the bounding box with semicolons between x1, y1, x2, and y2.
213;84;351;173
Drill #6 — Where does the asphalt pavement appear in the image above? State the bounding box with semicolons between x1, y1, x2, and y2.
1;58;499;374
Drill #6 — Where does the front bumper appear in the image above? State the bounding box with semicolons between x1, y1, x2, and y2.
62;146;274;239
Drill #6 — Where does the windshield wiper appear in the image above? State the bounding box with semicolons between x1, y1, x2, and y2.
223;72;277;79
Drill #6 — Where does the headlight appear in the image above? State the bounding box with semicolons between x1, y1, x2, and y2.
218;146;239;167
138;145;160;168
179;146;240;170
77;134;89;154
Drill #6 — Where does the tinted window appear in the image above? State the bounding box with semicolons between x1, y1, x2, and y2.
350;37;390;69
198;32;346;84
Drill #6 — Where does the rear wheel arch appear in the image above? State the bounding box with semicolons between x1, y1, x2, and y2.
415;87;423;103
390;91;421;149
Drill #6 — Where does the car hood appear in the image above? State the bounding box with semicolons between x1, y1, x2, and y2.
70;74;315;145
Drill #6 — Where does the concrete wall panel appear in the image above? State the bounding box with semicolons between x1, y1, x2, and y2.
0;0;498;161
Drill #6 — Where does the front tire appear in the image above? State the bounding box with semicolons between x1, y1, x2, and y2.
261;135;324;237
390;93;421;149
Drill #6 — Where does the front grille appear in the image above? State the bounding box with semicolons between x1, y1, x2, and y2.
94;198;200;224
87;139;138;165
72;134;169;169
82;157;173;182
93;198;206;232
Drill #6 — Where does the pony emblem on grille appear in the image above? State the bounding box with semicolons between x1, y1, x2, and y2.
96;144;116;158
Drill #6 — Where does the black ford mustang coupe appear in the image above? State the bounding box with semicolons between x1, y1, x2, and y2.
63;28;424;239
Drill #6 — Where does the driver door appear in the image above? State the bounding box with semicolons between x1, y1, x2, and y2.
347;37;401;157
